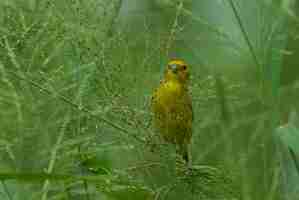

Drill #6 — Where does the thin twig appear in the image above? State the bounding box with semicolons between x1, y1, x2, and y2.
227;0;264;98
5;69;145;144
166;1;243;51
0;172;108;182
228;0;261;69
75;5;90;198
41;113;71;200
166;1;184;57
125;162;167;172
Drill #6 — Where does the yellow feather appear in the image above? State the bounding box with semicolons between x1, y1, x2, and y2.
151;60;192;164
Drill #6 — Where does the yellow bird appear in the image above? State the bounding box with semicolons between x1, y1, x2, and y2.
151;59;193;164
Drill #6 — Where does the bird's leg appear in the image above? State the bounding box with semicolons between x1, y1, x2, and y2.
175;143;191;177
179;142;191;165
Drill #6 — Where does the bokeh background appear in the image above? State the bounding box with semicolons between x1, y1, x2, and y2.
0;0;299;199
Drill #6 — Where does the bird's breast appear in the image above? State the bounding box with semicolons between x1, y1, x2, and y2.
156;81;185;109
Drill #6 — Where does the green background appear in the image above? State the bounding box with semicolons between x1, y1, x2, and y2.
0;0;299;199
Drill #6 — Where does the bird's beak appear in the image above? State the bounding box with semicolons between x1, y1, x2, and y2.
169;64;178;73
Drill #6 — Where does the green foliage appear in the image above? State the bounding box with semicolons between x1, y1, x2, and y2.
0;0;295;199
277;115;299;155
276;111;299;199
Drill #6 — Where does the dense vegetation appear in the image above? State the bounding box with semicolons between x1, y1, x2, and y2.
0;0;299;199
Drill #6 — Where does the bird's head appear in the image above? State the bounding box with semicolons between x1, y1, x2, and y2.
164;59;190;84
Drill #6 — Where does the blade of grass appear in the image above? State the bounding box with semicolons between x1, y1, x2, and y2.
0;172;109;182
1;181;12;200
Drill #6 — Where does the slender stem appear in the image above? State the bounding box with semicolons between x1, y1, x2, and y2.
1;181;12;200
41;113;70;200
289;148;299;175
5;69;145;144
228;0;261;69
228;0;263;94
0;172;108;182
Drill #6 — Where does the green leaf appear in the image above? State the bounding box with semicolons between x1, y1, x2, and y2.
276;123;299;154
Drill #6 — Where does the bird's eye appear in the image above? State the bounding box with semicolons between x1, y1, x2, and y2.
182;65;187;70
